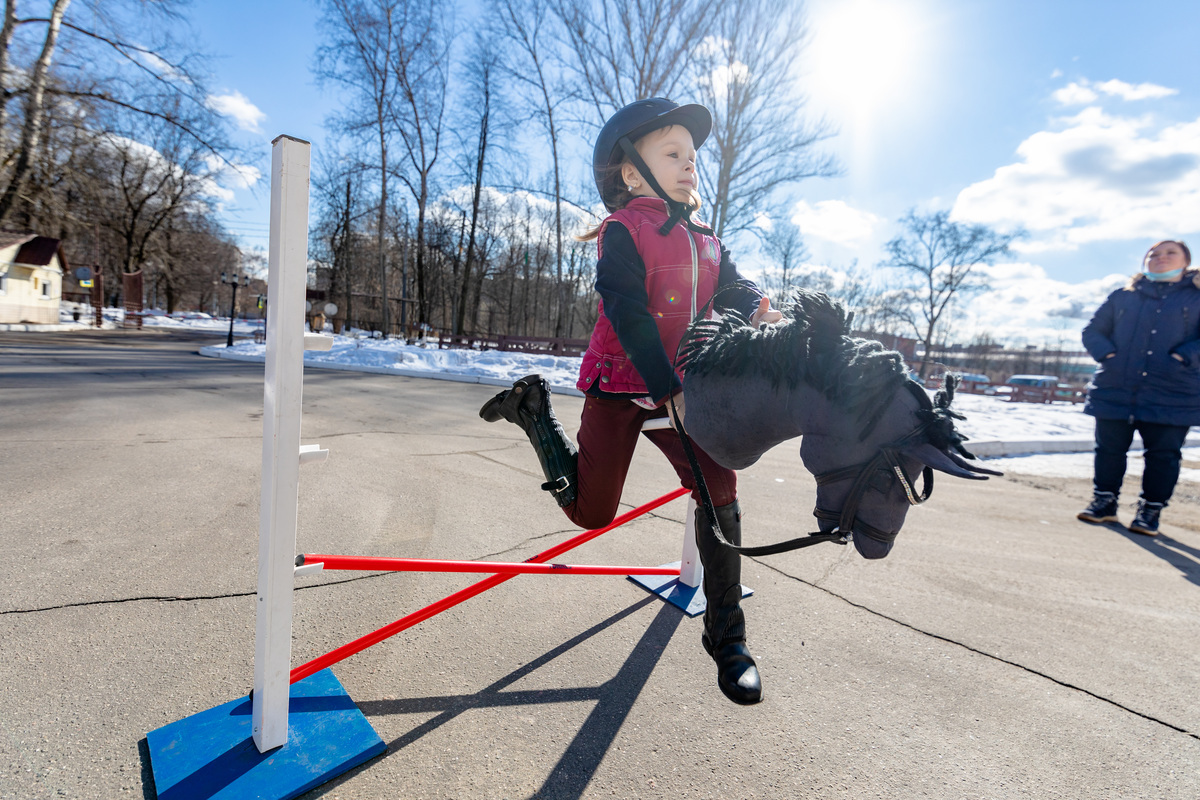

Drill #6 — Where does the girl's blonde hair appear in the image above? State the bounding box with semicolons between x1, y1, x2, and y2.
575;126;703;242
576;160;635;242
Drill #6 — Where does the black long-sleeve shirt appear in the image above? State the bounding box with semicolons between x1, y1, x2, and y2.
589;221;764;402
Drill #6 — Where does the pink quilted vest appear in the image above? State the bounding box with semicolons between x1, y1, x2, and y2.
576;197;723;398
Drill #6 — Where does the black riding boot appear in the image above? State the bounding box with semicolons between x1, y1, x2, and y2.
479;374;578;508
695;500;762;705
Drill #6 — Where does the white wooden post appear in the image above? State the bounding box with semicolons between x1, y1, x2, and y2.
253;135;311;753
639;418;703;590
679;497;702;588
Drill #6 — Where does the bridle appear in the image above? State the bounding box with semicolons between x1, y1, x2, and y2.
674;379;937;557
809;380;936;550
670;284;942;557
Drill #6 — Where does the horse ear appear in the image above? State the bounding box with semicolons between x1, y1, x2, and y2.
905;443;1003;480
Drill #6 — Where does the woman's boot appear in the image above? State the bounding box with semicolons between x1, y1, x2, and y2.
479;374;578;508
694;500;762;704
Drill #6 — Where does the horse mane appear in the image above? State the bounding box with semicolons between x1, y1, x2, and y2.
679;289;910;428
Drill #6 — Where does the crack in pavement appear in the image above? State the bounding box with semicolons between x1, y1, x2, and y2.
1;572;394;616
754;556;1200;742
5;498;686;617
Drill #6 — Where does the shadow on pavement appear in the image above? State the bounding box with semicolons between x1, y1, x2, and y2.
309;594;685;799
1118;527;1200;588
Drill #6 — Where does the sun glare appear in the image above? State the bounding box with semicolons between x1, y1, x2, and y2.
804;0;927;127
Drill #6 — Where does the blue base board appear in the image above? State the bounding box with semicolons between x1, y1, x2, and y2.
146;669;385;800
628;561;752;617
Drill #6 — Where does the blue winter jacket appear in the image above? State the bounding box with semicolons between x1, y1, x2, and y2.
1081;270;1200;425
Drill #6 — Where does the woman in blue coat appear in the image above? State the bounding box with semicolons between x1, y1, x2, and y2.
1078;240;1200;534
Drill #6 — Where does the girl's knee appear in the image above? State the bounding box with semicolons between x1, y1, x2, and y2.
565;505;618;531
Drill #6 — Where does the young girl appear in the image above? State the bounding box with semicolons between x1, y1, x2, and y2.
480;98;781;705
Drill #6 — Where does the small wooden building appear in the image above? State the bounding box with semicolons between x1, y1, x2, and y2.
0;232;69;325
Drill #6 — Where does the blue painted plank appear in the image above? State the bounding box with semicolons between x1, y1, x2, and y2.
627;562;753;617
147;669;385;800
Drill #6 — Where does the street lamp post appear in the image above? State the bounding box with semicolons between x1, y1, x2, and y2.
221;272;249;348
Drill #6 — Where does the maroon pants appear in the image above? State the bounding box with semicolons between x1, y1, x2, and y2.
563;395;738;530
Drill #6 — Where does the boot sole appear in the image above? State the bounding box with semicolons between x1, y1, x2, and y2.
1076;512;1119;523
1128;524;1159;537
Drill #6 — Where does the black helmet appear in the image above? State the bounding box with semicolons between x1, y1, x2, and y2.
592;98;712;212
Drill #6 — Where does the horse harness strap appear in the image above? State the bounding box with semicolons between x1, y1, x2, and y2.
670;395;848;557
813;447;934;548
672;379;938;557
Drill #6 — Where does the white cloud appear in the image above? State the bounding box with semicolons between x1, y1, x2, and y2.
206;90;266;133
952;107;1200;251
132;50;190;86
1093;78;1178;101
1051;82;1098;106
952;262;1128;346
202;152;262;193
789;199;881;246
1052;77;1177;106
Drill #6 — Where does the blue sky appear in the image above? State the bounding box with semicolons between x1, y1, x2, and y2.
191;0;1200;346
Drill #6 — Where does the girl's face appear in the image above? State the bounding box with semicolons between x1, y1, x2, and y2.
1145;242;1189;277
622;125;699;206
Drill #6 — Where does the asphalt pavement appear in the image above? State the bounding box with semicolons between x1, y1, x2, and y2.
1;328;1198;800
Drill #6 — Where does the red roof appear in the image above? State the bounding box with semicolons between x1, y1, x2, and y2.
1;232;70;272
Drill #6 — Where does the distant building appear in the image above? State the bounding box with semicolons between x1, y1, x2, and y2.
0;233;69;324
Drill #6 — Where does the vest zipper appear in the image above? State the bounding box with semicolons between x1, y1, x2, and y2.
686;228;699;319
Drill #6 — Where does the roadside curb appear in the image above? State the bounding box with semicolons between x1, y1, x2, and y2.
197;344;587;397
0;322;97;332
970;434;1200;457
197;345;1200;454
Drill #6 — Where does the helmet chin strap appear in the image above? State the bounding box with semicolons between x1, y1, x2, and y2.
617;136;705;236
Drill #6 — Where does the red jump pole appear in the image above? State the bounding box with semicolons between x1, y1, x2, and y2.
289;486;689;684
301;554;681;576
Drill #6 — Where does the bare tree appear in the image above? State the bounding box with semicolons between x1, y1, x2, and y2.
0;0;70;223
315;0;402;335
494;0;573;336
156;215;238;313
386;0;454;330
450;29;508;335
555;0;717;122
310;149;370;330
755;218;808;307
694;0;837;239
0;0;26;141
0;0;243;227
80;98;224;278
879;209;1020;377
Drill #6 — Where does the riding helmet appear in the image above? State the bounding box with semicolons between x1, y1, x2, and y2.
592;98;712;211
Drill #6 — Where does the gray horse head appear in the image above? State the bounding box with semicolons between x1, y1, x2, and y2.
680;289;1000;559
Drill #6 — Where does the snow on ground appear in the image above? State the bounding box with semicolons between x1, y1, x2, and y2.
986;448;1200;482
98;313;1198;484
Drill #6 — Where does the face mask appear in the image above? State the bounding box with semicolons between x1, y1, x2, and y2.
1144;268;1184;282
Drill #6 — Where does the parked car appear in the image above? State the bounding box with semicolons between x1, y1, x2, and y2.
1053;383;1085;403
986;374;1060;403
1006;374;1058;388
925;372;990;392
943;373;989;394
